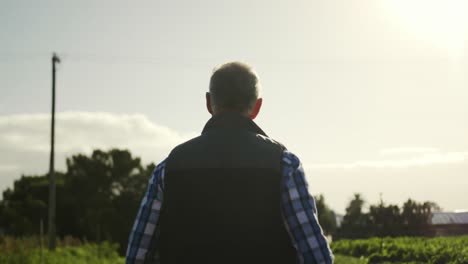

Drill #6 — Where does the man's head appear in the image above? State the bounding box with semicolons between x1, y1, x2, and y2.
206;62;262;119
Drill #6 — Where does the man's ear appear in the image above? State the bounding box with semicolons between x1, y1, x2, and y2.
206;92;213;115
250;98;262;120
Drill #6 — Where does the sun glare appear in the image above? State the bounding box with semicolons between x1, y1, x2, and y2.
383;0;468;58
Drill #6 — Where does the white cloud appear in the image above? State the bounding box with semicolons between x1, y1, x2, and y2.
307;150;468;170
379;147;438;156
0;112;197;193
0;112;195;154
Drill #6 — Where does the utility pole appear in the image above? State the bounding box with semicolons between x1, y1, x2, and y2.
48;53;60;250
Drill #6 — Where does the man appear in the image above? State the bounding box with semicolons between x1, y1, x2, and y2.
126;62;334;264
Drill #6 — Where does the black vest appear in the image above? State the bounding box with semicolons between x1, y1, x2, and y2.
158;113;297;264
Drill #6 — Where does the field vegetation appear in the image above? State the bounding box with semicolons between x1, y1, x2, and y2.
0;236;124;264
332;236;468;264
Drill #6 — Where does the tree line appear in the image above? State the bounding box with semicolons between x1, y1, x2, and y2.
316;193;441;239
0;149;441;254
0;149;154;255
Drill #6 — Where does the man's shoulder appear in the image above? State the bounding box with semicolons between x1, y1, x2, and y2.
166;132;290;169
255;133;287;151
281;150;302;169
168;134;204;156
170;131;287;154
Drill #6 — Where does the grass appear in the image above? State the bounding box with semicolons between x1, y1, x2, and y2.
335;254;368;264
0;236;124;264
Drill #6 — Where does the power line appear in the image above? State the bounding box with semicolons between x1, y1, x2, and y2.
0;51;464;66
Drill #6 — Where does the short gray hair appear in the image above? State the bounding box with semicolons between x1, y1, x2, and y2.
209;62;260;113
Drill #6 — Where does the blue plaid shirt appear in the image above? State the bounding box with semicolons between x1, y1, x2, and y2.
126;151;334;264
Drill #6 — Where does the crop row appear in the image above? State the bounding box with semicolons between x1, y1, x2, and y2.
331;236;468;264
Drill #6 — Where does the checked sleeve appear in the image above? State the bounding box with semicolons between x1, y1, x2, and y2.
126;159;166;264
281;151;334;264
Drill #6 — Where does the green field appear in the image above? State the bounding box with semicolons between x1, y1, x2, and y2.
335;254;368;263
0;237;124;264
332;236;468;264
2;236;468;264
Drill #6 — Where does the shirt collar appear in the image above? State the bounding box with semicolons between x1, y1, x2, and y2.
202;112;268;137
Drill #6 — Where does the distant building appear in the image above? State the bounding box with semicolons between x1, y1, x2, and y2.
430;211;468;236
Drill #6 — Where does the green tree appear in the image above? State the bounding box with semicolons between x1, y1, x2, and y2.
368;199;402;237
61;149;149;253
0;173;65;235
401;199;439;236
0;149;154;255
337;193;370;239
335;195;441;239
315;194;337;236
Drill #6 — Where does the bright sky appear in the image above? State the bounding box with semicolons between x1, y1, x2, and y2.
1;0;467;214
